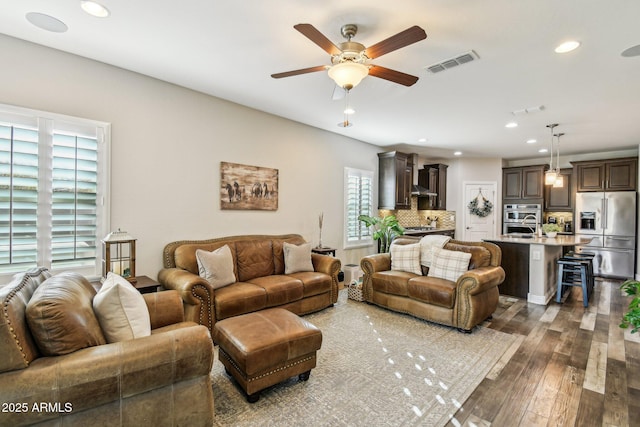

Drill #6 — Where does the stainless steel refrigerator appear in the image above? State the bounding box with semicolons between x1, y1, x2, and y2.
575;191;637;278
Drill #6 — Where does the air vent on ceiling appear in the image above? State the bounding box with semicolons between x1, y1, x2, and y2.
425;50;479;74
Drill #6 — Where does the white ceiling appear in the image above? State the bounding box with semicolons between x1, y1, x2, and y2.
1;0;639;160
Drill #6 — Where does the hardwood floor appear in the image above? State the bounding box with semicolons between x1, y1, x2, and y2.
446;278;640;427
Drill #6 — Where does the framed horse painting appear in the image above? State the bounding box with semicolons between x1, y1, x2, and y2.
220;161;278;211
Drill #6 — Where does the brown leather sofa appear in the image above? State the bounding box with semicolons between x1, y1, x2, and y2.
0;267;214;426
158;234;341;338
361;238;505;332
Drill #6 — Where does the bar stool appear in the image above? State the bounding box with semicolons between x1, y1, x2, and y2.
556;257;591;307
563;251;595;295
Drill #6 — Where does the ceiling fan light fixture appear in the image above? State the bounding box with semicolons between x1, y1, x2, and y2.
328;62;369;89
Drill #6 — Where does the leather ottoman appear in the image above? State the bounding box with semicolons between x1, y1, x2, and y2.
213;308;323;402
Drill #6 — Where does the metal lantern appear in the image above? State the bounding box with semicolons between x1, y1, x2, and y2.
102;229;136;283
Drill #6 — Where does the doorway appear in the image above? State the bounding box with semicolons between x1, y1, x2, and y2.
463;181;498;241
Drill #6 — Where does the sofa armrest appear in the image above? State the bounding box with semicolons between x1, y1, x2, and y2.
158;268;214;336
456;266;506;296
311;254;341;304
143;290;184;330
360;253;391;301
311;253;340;276
0;325;213;426
454;266;505;330
360;253;391;274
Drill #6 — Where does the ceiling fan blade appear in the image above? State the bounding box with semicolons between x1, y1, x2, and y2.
271;65;327;79
369;65;419;86
365;26;427;59
294;23;341;56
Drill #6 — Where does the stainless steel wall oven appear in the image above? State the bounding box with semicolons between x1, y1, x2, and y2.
503;204;542;235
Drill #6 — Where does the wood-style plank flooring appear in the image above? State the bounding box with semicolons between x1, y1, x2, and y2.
446;278;640;427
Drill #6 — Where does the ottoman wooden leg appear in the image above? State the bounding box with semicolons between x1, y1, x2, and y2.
299;370;311;381
247;392;260;403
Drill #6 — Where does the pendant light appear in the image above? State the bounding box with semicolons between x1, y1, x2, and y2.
545;123;558;185
553;133;565;187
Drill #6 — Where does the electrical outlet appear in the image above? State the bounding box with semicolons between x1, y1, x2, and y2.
532;250;541;260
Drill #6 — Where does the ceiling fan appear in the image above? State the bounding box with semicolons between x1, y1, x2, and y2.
271;23;427;90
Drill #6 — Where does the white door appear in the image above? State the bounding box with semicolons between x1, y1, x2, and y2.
463;182;497;241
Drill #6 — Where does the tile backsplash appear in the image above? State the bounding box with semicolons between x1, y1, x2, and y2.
379;197;456;229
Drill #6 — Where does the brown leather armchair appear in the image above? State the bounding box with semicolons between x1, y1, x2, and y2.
361;238;505;332
0;267;214;426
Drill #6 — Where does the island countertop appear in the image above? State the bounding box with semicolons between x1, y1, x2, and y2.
485;235;593;246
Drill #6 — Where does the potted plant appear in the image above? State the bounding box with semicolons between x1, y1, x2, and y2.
358;214;404;253
620;279;640;334
542;223;562;237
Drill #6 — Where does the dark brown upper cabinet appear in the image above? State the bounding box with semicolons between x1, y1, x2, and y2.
418;163;448;210
573;157;637;192
378;151;412;210
544;168;573;211
502;165;545;203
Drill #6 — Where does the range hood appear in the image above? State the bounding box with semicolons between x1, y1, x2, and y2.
411;184;437;197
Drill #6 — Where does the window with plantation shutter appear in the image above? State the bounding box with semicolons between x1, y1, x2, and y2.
344;167;374;248
0;124;39;267
0;104;109;280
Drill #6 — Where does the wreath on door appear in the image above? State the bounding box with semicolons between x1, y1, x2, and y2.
468;189;493;218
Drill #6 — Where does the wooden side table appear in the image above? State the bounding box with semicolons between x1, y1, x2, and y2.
131;275;161;293
312;247;336;257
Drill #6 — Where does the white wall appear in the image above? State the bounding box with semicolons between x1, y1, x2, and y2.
418;157;503;237
0;34;381;278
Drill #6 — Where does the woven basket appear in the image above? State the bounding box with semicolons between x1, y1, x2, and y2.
348;280;364;302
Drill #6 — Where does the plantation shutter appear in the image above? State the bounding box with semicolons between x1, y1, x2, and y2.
0;124;39;267
51;133;98;268
344;168;373;248
0;104;108;279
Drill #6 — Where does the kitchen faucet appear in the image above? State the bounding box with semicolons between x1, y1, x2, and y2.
520;214;538;234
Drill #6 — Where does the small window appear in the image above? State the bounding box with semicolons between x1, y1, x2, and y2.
344;167;373;248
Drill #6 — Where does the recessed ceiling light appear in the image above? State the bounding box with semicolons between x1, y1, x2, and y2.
453;151;462;156
25;12;68;32
505;121;518;128
555;40;580;53
81;1;110;18
526;139;537;144
418;138;427;143
539;148;548;153
344;107;355;115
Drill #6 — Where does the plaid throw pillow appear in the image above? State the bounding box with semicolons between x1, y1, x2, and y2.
427;247;472;281
390;243;422;275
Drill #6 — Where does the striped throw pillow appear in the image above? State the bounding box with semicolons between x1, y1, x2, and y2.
390;243;422;275
427;247;472;281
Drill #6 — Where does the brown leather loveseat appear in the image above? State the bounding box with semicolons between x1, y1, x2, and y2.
0;267;214;426
158;234;341;338
361;238;505;332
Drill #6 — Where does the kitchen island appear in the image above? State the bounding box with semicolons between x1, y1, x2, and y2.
484;235;593;305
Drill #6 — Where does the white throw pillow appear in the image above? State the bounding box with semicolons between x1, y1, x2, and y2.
390;243;422;275
93;272;151;343
428;247;472;282
283;242;314;274
196;245;236;289
419;235;452;267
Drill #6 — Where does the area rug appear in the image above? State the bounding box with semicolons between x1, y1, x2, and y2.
212;290;516;426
